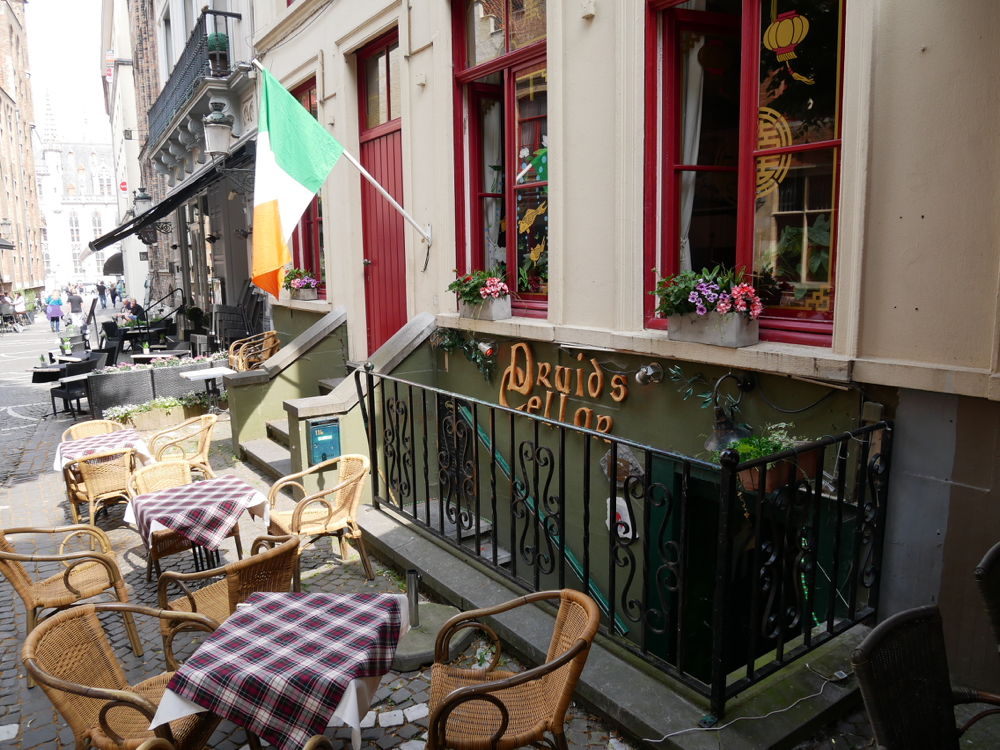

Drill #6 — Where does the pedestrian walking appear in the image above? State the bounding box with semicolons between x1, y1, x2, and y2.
12;292;27;326
97;281;107;309
45;290;64;333
66;289;84;329
110;284;118;307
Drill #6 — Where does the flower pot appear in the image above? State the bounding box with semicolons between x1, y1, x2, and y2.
291;288;318;301
739;446;820;492
459;296;512;321
126;406;190;432
667;313;759;348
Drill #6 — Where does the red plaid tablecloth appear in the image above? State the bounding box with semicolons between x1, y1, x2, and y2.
165;592;403;750
54;429;147;470
131;474;264;550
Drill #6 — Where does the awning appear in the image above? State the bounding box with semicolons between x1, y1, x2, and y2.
0;238;13;250
103;252;124;276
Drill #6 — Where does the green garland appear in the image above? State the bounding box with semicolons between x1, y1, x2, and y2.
429;329;496;382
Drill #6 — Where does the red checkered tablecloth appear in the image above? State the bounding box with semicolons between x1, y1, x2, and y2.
54;429;150;470
165;592;403;750
131;474;264;550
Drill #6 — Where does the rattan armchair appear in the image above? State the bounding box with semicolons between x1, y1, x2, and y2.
228;330;279;372
156;534;299;668
62;420;125;442
267;454;373;586
0;524;143;687
427;589;601;750
148;415;217;476
64;447;137;530
851;604;1000;749
22;602;221;750
302;737;335;750
975;540;1000;653
128;460;243;581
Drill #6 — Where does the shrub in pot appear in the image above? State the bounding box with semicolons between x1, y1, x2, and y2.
719;423;819;493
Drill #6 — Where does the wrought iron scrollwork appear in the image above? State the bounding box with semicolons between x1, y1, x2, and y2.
861;452;889;588
512;440;559;575
438;400;474;532
384;396;412;506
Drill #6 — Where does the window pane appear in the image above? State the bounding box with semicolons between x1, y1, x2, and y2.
510;0;546;51
389;43;401;121
478;94;504;192
753;148;836;315
678;169;738;272
514;63;547;186
514;184;547;294
759;0;843;146
678;31;741;167
467;0;505;67
481;197;506;269
365;50;388;129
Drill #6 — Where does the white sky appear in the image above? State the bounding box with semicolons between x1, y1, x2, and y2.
25;0;112;144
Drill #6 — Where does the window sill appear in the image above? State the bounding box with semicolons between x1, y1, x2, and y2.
273;295;334;314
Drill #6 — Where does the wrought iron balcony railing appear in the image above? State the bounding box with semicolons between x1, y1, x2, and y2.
147;9;242;148
356;368;893;723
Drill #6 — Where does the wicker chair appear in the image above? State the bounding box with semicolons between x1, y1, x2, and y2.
64;447;137;530
156;535;300;669
0;524;143;687
22;602;221;750
128;460;243;581
267;455;373;586
62;420;125;442
148;415;217;477
427;590;601;750
851;604;1000;749
228;330;279;372
975;540;1000;653
302;738;335;750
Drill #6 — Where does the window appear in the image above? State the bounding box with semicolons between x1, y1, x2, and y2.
72;246;82;274
92;212;102;238
69;212;80;242
454;0;548;318
644;0;844;346
288;78;325;299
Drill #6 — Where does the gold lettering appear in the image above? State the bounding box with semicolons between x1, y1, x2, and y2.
543;390;555;419
576;368;585;397
554;366;572;394
508;343;534;396
536;362;552;389
559;393;568;422
611;374;628;402
574;407;595;429
525;396;543;414
596;415;614;434
498;368;512;407
588;358;605;398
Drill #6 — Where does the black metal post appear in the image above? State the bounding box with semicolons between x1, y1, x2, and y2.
707;448;739;726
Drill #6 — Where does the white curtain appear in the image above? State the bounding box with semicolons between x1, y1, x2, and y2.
481;100;504;268
678;0;706;272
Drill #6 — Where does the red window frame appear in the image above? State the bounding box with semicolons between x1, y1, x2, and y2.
288;78;326;300
643;0;845;346
452;2;549;319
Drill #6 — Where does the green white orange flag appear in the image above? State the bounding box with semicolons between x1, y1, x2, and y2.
252;67;344;297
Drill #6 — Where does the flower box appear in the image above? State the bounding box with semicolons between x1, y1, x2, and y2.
739;446;820;492
88;368;154;420
291;288;318;301
459;296;512;321
667;313;759;348
126;405;200;431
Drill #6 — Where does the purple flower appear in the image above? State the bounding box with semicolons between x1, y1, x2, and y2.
688;291;699;303
696;304;707;315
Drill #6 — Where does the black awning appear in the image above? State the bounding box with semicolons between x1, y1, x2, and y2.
0;238;13;250
103;252;124;276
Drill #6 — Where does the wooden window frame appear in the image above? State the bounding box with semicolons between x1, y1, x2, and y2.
288;77;326;300
452;2;549;319
643;0;845;347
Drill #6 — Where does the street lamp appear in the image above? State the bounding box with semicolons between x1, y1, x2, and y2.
203;101;235;157
133;188;153;215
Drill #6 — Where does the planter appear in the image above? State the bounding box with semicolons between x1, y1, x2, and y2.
459;296;512;321
88;369;154;420
667;313;759;348
290;288;318;301
151;358;225;399
739;446;820;492
125;405;196;431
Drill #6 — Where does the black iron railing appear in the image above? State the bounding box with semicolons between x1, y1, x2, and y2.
356;368;892;722
147;10;242;147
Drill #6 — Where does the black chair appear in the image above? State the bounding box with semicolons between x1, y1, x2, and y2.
50;359;99;418
0;303;17;333
851;604;1000;749
100;320;122;350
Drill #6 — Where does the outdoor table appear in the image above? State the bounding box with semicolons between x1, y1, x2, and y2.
31;365;64;383
130;351;187;365
123;473;269;571
151;592;410;750
54;429;154;471
181;366;234;412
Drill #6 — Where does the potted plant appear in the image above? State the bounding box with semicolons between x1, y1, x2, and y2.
448;268;512;321
652;266;762;347
207;32;229;75
284;268;320;300
720;423;820;493
185;306;208;338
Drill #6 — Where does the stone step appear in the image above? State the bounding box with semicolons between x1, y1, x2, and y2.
241;438;292;480
266;418;291;448
318;376;346;395
411;501;510;566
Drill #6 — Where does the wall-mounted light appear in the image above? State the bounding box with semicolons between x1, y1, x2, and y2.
234;228;252;239
203;101;235;157
205;234;220;244
704;373;755;451
477;341;497;357
635;363;664;386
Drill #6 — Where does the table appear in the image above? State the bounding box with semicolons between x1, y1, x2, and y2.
130;351;187;365
151;592;409;750
54;429;154;471
123;474;269;570
181;367;234;412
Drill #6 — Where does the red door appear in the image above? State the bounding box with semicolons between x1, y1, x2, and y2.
359;31;407;354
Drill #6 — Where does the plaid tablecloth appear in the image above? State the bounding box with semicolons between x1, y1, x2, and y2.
165;592;403;750
130;474;264;550
53;429;152;470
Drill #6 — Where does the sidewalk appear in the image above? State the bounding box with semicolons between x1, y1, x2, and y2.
0;413;633;750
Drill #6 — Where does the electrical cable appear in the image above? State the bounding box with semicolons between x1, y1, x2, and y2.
756;379;836;414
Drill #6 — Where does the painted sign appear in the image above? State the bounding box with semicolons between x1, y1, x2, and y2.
119;181;127;192
498;342;628;436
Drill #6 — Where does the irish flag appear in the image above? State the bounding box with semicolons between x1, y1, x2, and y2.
252;68;344;297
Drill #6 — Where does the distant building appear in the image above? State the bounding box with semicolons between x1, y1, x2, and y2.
0;0;44;296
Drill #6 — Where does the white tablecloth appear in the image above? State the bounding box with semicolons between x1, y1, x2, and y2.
150;593;410;750
53;436;154;471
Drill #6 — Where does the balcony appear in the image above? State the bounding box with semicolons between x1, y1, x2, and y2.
144;9;253;188
356;368;894;723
